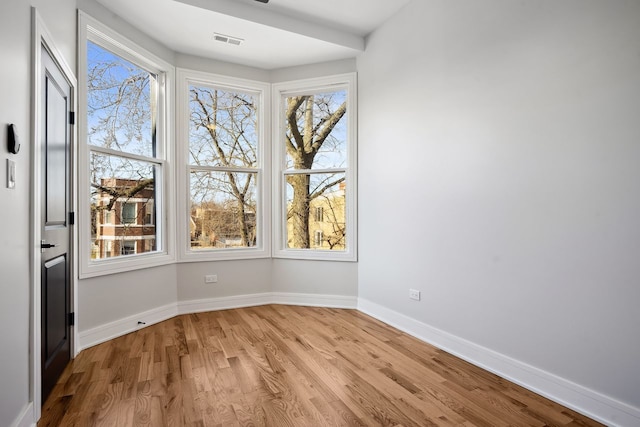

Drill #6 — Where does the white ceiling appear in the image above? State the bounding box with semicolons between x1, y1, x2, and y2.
95;0;412;69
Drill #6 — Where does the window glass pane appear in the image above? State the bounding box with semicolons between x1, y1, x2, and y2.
103;210;113;224
285;172;346;250
144;201;155;225
90;152;158;260
284;90;347;170
87;41;156;157
190;170;257;249
189;85;258;168
122;202;136;224
121;240;136;255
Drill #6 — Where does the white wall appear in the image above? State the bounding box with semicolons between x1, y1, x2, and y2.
270;58;356;83
172;259;358;303
77;0;175;63
272;259;357;296
0;1;76;425
78;264;178;330
0;5;32;423
357;0;640;417
176;53;270;82
177;259;271;301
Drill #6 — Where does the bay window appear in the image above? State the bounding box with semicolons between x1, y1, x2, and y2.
79;14;355;275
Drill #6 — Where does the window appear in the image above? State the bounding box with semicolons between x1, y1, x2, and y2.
85;41;160;258
121;240;136;255
121;202;137;225
273;74;357;261
144;201;154;225
78;13;174;278
80;14;355;273
103;210;113;224
104;240;112;258
177;69;270;261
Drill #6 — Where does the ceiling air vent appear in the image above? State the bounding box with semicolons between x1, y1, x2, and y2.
213;33;244;46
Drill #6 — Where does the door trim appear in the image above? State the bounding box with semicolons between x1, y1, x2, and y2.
30;7;78;420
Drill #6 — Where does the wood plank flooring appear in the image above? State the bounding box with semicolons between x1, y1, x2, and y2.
39;305;604;426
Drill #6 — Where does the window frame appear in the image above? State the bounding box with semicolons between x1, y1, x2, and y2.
78;12;175;278
272;73;357;261
176;68;271;262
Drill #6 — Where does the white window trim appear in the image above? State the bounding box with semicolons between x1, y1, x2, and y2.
176;68;271;262
78;12;175;278
272;73;358;262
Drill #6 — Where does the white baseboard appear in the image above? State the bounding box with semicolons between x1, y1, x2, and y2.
10;402;34;427
269;292;358;308
177;292;357;314
78;303;178;351
177;292;273;314
79;293;357;350
357;298;640;427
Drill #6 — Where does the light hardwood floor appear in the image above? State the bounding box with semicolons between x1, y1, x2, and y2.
39;305;604;426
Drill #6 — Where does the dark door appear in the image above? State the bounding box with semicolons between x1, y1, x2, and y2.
40;44;72;404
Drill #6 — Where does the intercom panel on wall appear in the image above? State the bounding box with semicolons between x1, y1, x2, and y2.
8;124;20;154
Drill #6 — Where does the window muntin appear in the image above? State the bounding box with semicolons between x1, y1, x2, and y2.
186;82;263;252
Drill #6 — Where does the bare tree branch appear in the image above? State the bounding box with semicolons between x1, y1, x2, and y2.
91;178;154;211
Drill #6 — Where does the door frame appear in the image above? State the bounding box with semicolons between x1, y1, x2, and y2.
30;7;78;419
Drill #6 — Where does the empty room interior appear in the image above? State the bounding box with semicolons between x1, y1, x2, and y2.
1;0;639;426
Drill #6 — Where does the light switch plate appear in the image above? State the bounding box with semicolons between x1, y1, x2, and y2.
7;159;15;189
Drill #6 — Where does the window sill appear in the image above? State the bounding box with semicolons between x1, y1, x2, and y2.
272;248;357;262
79;251;176;279
177;247;271;263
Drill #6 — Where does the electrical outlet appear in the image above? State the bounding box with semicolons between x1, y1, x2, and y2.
205;274;218;283
409;289;421;301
